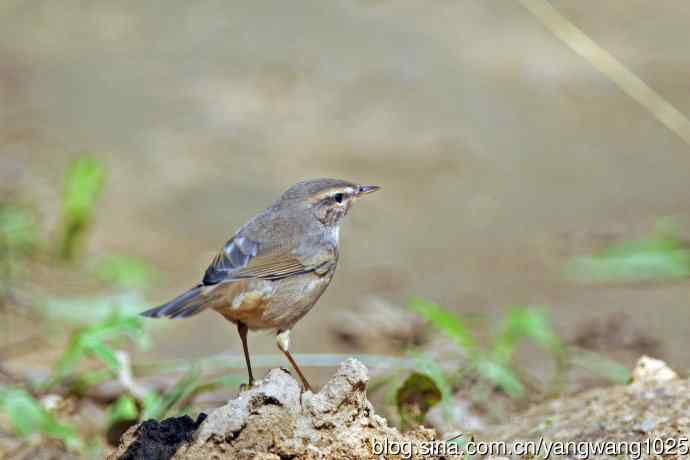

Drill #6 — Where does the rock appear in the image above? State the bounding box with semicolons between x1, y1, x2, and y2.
108;359;437;460
195;367;301;443
631;355;678;385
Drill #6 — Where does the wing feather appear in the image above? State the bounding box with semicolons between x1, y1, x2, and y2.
231;255;309;280
202;235;309;284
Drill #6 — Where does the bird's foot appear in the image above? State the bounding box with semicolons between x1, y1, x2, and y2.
279;366;312;393
238;380;255;392
300;382;313;394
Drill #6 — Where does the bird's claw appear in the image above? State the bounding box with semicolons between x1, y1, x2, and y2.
239;381;255;392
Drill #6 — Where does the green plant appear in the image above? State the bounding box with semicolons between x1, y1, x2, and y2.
408;299;566;399
54;311;147;383
57;156;106;262
0;202;39;292
140;369;245;421
566;219;690;284
390;352;453;429
141;368;202;420
409;299;474;350
107;394;139;426
405;298;631;421
489;307;566;395
395;372;442;430
0;386;81;450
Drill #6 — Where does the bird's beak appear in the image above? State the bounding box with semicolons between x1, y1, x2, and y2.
356;185;381;197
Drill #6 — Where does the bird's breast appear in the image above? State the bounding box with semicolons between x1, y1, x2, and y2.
214;270;334;330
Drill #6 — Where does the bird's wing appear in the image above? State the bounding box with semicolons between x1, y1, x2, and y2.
202;235;334;285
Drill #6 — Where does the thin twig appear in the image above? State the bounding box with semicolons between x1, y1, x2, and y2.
115;351;149;400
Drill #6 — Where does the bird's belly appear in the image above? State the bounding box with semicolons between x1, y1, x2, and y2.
214;272;332;330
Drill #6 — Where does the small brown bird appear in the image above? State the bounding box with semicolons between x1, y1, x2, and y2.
141;178;380;391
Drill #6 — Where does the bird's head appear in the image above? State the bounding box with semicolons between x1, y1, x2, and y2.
278;178;380;227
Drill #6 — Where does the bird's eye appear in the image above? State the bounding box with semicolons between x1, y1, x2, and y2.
334;193;344;204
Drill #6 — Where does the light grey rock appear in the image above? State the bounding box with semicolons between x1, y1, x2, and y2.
195;367;301;443
631;355;677;386
109;359;436;460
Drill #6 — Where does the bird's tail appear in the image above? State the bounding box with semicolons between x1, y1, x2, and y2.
140;285;209;319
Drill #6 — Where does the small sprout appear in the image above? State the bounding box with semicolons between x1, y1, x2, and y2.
566;220;690;284
408;298;474;349
474;357;524;398
57;156;106;262
54;311;146;381
108;394;139;426
408;298;574;402
0;386;82;450
107;394;140;446
492;306;564;364
142;368;202;420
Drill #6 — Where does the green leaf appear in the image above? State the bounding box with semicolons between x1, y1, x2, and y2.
0;387;82;449
62;156;106;221
54;333;88;380
141;391;164;420
475;357;524;398
395;372;443;430
88;341;121;372
408;352;453;404
58;156;106;261
493;307;562;363
108;395;139;425
566;222;690;284
508;308;560;348
1;387;46;437
408;298;474;349
142;368;202;420
54;309;146;380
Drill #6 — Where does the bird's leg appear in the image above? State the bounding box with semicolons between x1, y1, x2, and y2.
237;322;254;388
276;329;312;392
